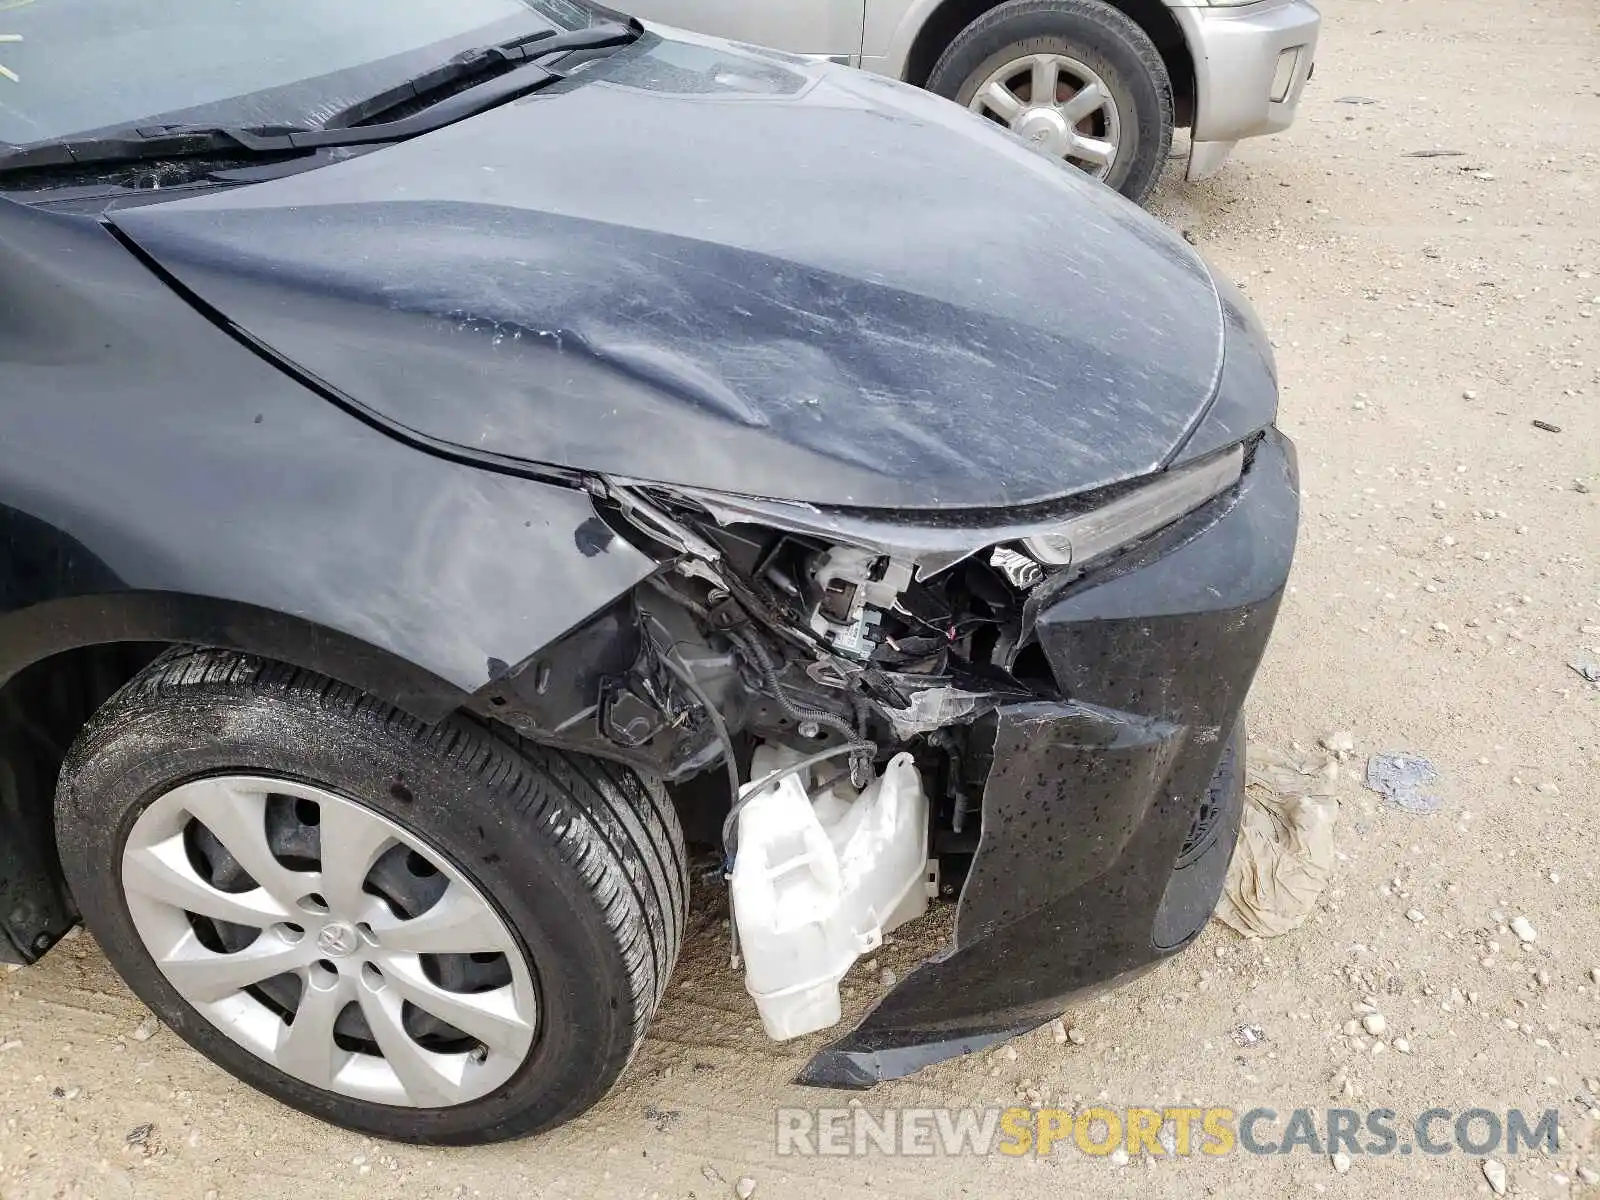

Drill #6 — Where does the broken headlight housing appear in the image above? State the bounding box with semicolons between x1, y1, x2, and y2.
624;441;1248;679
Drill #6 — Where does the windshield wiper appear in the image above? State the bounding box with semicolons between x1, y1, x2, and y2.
0;20;638;176
324;21;638;129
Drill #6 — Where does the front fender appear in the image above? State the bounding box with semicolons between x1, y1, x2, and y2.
861;0;947;75
0;200;656;717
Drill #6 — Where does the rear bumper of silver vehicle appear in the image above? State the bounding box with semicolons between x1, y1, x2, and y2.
1172;0;1321;180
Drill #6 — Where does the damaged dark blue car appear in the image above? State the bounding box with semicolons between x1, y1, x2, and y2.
0;0;1297;1144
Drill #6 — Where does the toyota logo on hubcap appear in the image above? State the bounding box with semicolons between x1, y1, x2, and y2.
317;921;359;957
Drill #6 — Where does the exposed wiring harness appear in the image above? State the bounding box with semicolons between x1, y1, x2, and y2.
726;627;876;789
637;611;742;832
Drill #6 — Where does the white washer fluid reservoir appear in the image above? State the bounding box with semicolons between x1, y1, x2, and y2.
730;744;930;1041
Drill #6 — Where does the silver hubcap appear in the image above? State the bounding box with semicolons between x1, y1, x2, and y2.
969;53;1122;178
121;776;537;1108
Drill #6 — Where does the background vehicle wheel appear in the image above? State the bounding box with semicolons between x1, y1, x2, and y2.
926;0;1173;205
54;648;687;1145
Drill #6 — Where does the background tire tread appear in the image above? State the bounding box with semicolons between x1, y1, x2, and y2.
927;0;1174;204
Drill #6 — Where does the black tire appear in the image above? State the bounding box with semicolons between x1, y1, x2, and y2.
926;0;1173;205
54;648;687;1145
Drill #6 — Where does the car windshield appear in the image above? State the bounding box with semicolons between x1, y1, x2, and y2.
0;0;606;147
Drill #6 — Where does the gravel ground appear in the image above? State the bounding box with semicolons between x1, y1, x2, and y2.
2;0;1597;1196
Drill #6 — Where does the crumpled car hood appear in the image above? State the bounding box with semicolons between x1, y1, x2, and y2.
110;30;1225;511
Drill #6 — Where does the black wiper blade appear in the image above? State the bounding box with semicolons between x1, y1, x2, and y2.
324;21;638;129
0;124;308;174
0;20;638;176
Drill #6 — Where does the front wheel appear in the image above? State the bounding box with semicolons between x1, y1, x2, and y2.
55;648;687;1144
926;0;1174;205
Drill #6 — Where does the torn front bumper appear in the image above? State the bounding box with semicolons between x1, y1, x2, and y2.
798;427;1299;1088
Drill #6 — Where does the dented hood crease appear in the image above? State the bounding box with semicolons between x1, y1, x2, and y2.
110;31;1225;510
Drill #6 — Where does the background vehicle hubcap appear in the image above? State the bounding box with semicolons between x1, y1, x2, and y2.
969;53;1122;178
121;776;538;1108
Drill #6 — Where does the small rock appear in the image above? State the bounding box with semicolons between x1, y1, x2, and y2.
735;1177;757;1200
1535;782;1559;795
0;1039;21;1052
1406;909;1425;924
1321;730;1356;757
1332;1151;1352;1174
1393;1038;1412;1054
1510;916;1538;944
643;1102;681;1132
1361;1012;1387;1037
1109;1148;1130;1167
1590;967;1600;985
1001;1043;1018;1061
1483;1158;1508;1195
1232;1023;1266;1047
880;968;896;987
1576;1166;1598;1185
131;1015;159;1043
1531;420;1562;433
1067;1026;1087;1046
1050;1018;1068;1044
1462;389;1479;400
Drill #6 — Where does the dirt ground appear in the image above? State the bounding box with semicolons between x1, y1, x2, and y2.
3;0;1597;1195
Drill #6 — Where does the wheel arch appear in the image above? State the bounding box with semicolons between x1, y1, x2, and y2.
0;592;470;721
0;593;471;966
899;0;1196;126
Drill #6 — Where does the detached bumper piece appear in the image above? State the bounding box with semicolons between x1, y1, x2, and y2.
799;430;1299;1088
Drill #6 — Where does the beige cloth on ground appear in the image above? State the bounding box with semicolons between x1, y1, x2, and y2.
1214;746;1339;939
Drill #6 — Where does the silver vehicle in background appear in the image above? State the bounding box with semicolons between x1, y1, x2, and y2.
621;0;1320;204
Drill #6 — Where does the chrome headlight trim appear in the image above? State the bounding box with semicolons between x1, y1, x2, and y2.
654;441;1245;579
1020;443;1244;568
